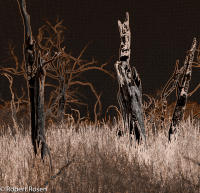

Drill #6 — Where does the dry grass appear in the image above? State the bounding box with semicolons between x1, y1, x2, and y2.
0;118;199;193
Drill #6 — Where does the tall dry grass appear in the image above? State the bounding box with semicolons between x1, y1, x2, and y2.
0;118;199;193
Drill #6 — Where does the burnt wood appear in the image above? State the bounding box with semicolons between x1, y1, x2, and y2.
17;0;53;163
115;12;146;143
169;38;197;141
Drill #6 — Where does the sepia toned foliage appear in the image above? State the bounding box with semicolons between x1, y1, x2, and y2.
35;14;114;124
0;119;199;193
0;3;199;192
0;0;114;172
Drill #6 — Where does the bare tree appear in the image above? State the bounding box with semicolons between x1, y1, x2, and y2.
115;12;145;143
37;21;113;123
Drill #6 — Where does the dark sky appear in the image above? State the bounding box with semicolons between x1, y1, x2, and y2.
0;0;199;114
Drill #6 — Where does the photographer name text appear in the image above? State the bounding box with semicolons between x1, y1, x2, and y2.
0;186;47;192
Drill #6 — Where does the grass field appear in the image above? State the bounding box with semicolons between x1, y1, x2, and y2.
0;117;199;193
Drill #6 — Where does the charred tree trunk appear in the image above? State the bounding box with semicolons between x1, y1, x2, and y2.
160;60;182;130
169;38;197;141
35;53;46;159
115;12;146;143
18;0;52;162
29;78;37;154
17;0;38;154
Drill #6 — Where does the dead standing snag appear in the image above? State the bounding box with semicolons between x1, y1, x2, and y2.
17;0;37;155
115;12;146;143
169;38;197;141
17;0;60;165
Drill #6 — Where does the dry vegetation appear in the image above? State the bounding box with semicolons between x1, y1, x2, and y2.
0;2;200;193
0;118;199;193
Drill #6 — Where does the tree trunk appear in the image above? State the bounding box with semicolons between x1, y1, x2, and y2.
58;76;66;120
115;12;146;143
28;78;37;153
169;38;197;141
35;53;46;158
18;0;48;159
17;0;38;153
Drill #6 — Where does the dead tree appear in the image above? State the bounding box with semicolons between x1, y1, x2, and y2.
159;60;184;129
34;52;47;158
115;12;146;143
36;21;112;123
17;0;59;163
17;0;37;155
169;38;197;141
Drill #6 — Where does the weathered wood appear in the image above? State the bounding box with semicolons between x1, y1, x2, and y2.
115;12;145;143
17;0;36;80
169;38;197;141
29;78;37;154
17;0;38;154
160;60;183;129
17;0;55;164
35;52;46;159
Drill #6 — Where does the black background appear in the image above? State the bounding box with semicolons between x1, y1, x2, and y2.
0;0;199;117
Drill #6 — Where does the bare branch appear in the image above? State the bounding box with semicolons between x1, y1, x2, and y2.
188;83;200;97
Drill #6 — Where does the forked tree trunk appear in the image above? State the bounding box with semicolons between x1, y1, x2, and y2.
115;12;146;143
169;38;197;141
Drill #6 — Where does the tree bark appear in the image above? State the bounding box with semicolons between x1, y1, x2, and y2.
17;0;38;154
35;52;46;159
169;38;197;141
29;78;36;154
18;0;49;160
115;12;146;143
